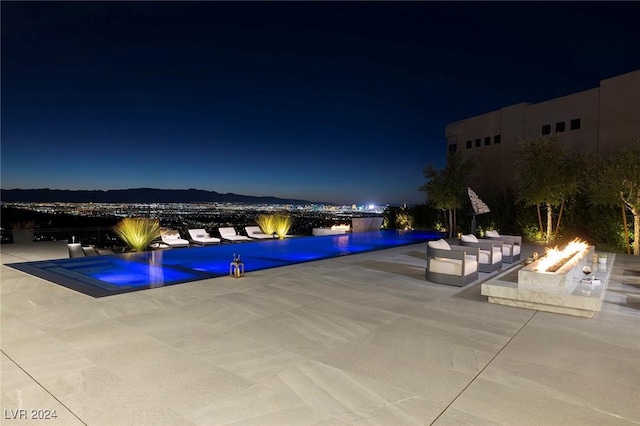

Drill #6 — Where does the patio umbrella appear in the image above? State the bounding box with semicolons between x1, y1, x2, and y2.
468;187;490;234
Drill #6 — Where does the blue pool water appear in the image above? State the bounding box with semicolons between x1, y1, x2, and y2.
9;230;443;297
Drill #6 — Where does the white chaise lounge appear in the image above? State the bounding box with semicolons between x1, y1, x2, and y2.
188;229;221;245
459;234;503;273
161;230;190;248
245;226;274;239
484;230;522;263
425;239;479;286
219;227;251;242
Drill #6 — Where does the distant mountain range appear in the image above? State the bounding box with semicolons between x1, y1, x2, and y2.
0;188;318;205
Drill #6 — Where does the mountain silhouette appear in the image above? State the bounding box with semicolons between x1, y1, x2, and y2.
0;188;319;205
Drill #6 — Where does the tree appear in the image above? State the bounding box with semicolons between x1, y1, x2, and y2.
514;135;580;243
420;152;475;238
589;141;640;255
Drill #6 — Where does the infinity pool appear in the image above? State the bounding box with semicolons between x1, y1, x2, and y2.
9;230;443;297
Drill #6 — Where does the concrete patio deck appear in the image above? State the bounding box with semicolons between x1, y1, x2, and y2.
1;241;639;425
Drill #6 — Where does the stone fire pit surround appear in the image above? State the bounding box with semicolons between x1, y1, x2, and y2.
518;245;595;289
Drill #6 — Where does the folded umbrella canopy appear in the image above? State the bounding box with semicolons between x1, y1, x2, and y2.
468;187;490;215
468;187;490;234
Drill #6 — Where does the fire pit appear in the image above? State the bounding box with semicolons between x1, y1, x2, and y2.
519;239;592;289
481;238;614;318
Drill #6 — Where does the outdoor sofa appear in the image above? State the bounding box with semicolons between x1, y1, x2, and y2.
425;239;479;286
459;234;503;272
484;230;522;263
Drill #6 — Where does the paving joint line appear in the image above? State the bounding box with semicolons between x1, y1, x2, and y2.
1;349;88;426
429;310;538;425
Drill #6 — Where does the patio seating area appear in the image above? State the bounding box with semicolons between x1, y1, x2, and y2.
1;240;639;425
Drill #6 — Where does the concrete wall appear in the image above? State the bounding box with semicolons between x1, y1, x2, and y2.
525;88;600;153
446;69;640;193
598;70;640;156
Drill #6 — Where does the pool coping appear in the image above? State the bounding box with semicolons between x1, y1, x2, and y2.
6;230;445;298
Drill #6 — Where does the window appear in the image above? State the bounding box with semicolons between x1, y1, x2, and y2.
571;118;581;130
466;140;472;149
556;121;565;133
475;138;481;147
494;134;501;144
542;124;551;135
448;143;457;153
484;137;491;146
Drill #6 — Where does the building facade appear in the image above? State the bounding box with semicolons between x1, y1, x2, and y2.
445;69;640;193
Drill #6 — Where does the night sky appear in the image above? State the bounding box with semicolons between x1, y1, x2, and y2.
2;2;639;205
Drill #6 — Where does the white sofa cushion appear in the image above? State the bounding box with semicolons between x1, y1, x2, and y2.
485;230;500;238
479;250;491;264
479;249;503;265
461;234;479;243
493;248;503;263
429;258;478;276
428;239;451;250
503;244;521;256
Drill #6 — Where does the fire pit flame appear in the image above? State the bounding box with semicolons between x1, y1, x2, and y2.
535;238;589;273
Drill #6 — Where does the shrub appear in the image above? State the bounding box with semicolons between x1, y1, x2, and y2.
255;214;276;235
521;224;545;243
383;206;416;230
273;214;293;239
396;210;414;230
113;218;161;252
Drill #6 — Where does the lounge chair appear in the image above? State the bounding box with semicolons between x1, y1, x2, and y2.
425;239;479;286
459;234;503;273
82;246;99;256
245;226;274;239
218;227;251;242
484;230;522;263
160;230;190;248
188;229;221;245
68;243;84;258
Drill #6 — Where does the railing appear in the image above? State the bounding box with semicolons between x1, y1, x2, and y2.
0;215;388;246
1;227;120;247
